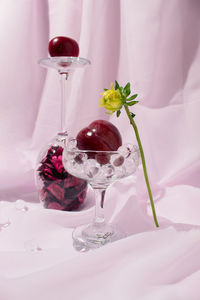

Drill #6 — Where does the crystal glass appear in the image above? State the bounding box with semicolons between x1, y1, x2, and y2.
35;57;90;210
62;140;140;250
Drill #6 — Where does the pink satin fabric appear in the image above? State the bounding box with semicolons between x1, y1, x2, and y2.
0;0;200;299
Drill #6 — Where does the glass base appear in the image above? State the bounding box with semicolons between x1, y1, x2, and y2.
72;222;125;252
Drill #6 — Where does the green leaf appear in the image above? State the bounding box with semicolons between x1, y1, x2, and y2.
118;87;127;100
104;88;108;91
127;94;138;101
116;110;121;117
124;82;131;97
115;80;120;90
127;101;139;106
130;112;136;118
119;86;124;97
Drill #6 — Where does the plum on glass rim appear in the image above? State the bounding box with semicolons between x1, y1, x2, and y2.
76;120;122;151
48;36;79;57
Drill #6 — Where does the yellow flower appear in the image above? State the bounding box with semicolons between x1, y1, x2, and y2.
99;83;123;114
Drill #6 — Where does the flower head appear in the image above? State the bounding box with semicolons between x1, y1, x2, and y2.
38;146;67;181
99;83;123;114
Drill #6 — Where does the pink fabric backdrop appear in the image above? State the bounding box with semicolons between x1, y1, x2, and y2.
0;0;200;299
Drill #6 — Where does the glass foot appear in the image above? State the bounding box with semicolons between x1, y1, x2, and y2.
72;223;125;251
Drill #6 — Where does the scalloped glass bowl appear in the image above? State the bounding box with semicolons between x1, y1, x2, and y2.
62;139;140;251
62;144;139;187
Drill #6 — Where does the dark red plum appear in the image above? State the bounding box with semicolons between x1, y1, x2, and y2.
76;120;122;151
48;36;79;57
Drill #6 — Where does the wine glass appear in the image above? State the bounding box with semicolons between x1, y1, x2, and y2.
36;57;90;210
62;139;140;251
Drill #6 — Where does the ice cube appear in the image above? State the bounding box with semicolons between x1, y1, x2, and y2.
66;138;77;150
24;239;42;252
101;164;115;178
124;157;137;175
114;165;126;178
130;146;140;167
15;199;29;211
110;154;124;167
83;159;100;178
118;144;134;158
74;153;87;165
67;159;84;175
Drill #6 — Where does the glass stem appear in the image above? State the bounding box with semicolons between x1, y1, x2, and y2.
93;188;106;225
59;72;69;133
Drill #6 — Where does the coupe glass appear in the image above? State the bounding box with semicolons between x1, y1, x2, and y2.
35;57;90;210
62;139;140;251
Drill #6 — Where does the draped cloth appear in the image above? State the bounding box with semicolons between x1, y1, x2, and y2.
0;1;200;299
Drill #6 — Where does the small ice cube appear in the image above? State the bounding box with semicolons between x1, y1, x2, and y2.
15;199;28;211
114;165;126;178
0;215;11;230
101;164;115;178
63;149;75;162
130;148;140;167
110;154;124;167
118;144;134;158
84;159;100;178
67;159;83;175
124;158;137;175
74;153;87;165
24;239;42;252
66;138;77;150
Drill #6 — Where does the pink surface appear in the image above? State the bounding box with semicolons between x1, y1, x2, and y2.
0;0;200;299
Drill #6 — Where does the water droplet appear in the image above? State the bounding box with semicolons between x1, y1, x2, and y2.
24;239;42;252
15;200;28;212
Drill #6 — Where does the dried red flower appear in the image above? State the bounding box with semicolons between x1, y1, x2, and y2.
38;146;87;211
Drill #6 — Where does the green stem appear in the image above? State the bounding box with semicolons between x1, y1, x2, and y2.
124;104;159;227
